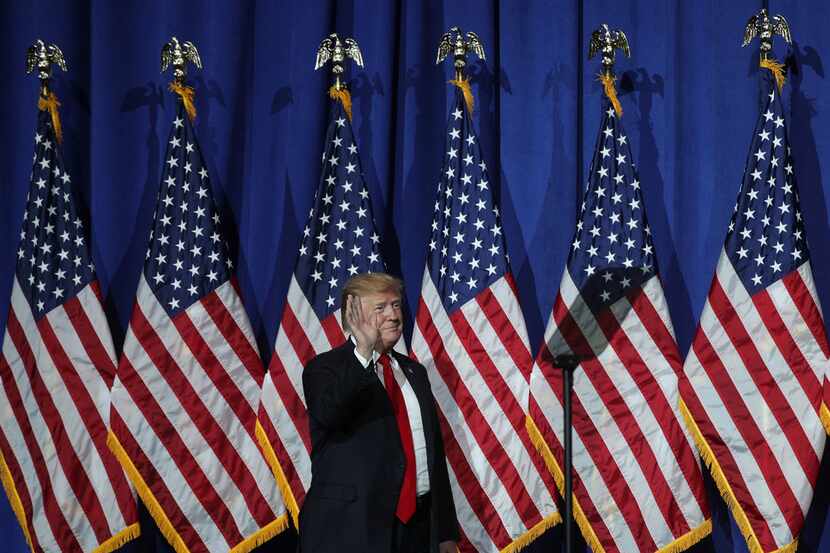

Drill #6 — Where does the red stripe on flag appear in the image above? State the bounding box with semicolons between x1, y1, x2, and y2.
473;288;559;503
109;409;209;552
589;303;692;537
451;297;550;522
256;410;307;507
64;291;118;387
432;303;543;525
200;290;265;385
527;386;616;549
173;307;259;435
434;406;513;548
626;290;710;517
0;426;40;552
782;271;830;358
2;320;82;551
35;314;123;543
319;312;346;350
281;302;317;367
677;370;780;550
475;283;533;377
60;296;136;522
545;306;659;552
128;308;246;546
172;310;277;527
21;313;113;544
626;285;684;374
415;301;513;547
710;279;820;480
690;313;802;537
752;289;822;410
266;354;312;453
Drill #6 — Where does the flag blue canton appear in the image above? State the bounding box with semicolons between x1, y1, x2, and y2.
295;101;385;319
144;103;233;316
568;99;656;312
427;91;508;312
16;110;95;317
724;72;808;294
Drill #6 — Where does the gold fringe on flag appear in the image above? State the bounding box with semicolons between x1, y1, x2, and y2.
169;82;197;121
92;524;141;553
526;414;711;553
328;86;353;122
599;73;623;118
449;77;474;113
38;91;63;145
500;511;561;553
107;431;190;553
229;514;290;553
255;419;301;529
656;520;712;553
0;452;33;552
821;403;830;436
525;416;604;553
678;399;797;553
760;58;786;93
109;430;289;553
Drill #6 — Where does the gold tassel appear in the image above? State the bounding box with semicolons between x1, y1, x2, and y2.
229;514;290;553
599;73;622;118
0;452;34;552
38;91;63;144
107;431;191;553
821;403;830;435
678;399;801;553
525;416;605;553
256;420;301;529
92;523;141;553
760;58;786;93
169;82;197;121
328;86;353;122
449;77;474;113
656;520;712;553
527;414;712;553
499;512;561;553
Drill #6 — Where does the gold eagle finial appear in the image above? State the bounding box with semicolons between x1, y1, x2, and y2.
161;36;202;84
588;24;630;78
315;33;364;91
436;26;485;81
743;8;791;61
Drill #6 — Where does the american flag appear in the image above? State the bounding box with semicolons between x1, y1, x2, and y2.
680;68;829;553
527;97;711;552
107;101;288;552
409;89;560;552
256;98;387;525
0;106;139;552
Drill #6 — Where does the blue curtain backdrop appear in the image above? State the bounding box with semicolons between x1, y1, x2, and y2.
1;0;829;551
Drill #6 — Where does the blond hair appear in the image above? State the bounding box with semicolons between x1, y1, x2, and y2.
340;272;403;332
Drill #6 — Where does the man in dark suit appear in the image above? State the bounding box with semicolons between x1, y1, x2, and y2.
299;272;458;553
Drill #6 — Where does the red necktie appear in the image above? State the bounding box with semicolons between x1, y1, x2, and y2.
378;353;417;522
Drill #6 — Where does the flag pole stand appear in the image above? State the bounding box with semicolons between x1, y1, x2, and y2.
554;354;580;553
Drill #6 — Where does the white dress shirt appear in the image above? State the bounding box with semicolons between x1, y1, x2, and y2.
353;345;430;496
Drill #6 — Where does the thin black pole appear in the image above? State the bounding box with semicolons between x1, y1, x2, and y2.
554;354;580;553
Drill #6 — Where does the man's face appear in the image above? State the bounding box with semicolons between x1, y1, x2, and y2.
359;289;403;351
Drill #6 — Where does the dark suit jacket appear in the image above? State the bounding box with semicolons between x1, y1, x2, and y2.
298;341;459;553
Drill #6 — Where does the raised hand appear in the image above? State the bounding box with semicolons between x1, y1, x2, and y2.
346;294;380;359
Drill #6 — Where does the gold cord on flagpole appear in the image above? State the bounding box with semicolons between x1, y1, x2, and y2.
760;58;786;93
328;85;353;121
598;73;623;117
38;91;63;144
169;81;197;121
449;77;474;113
